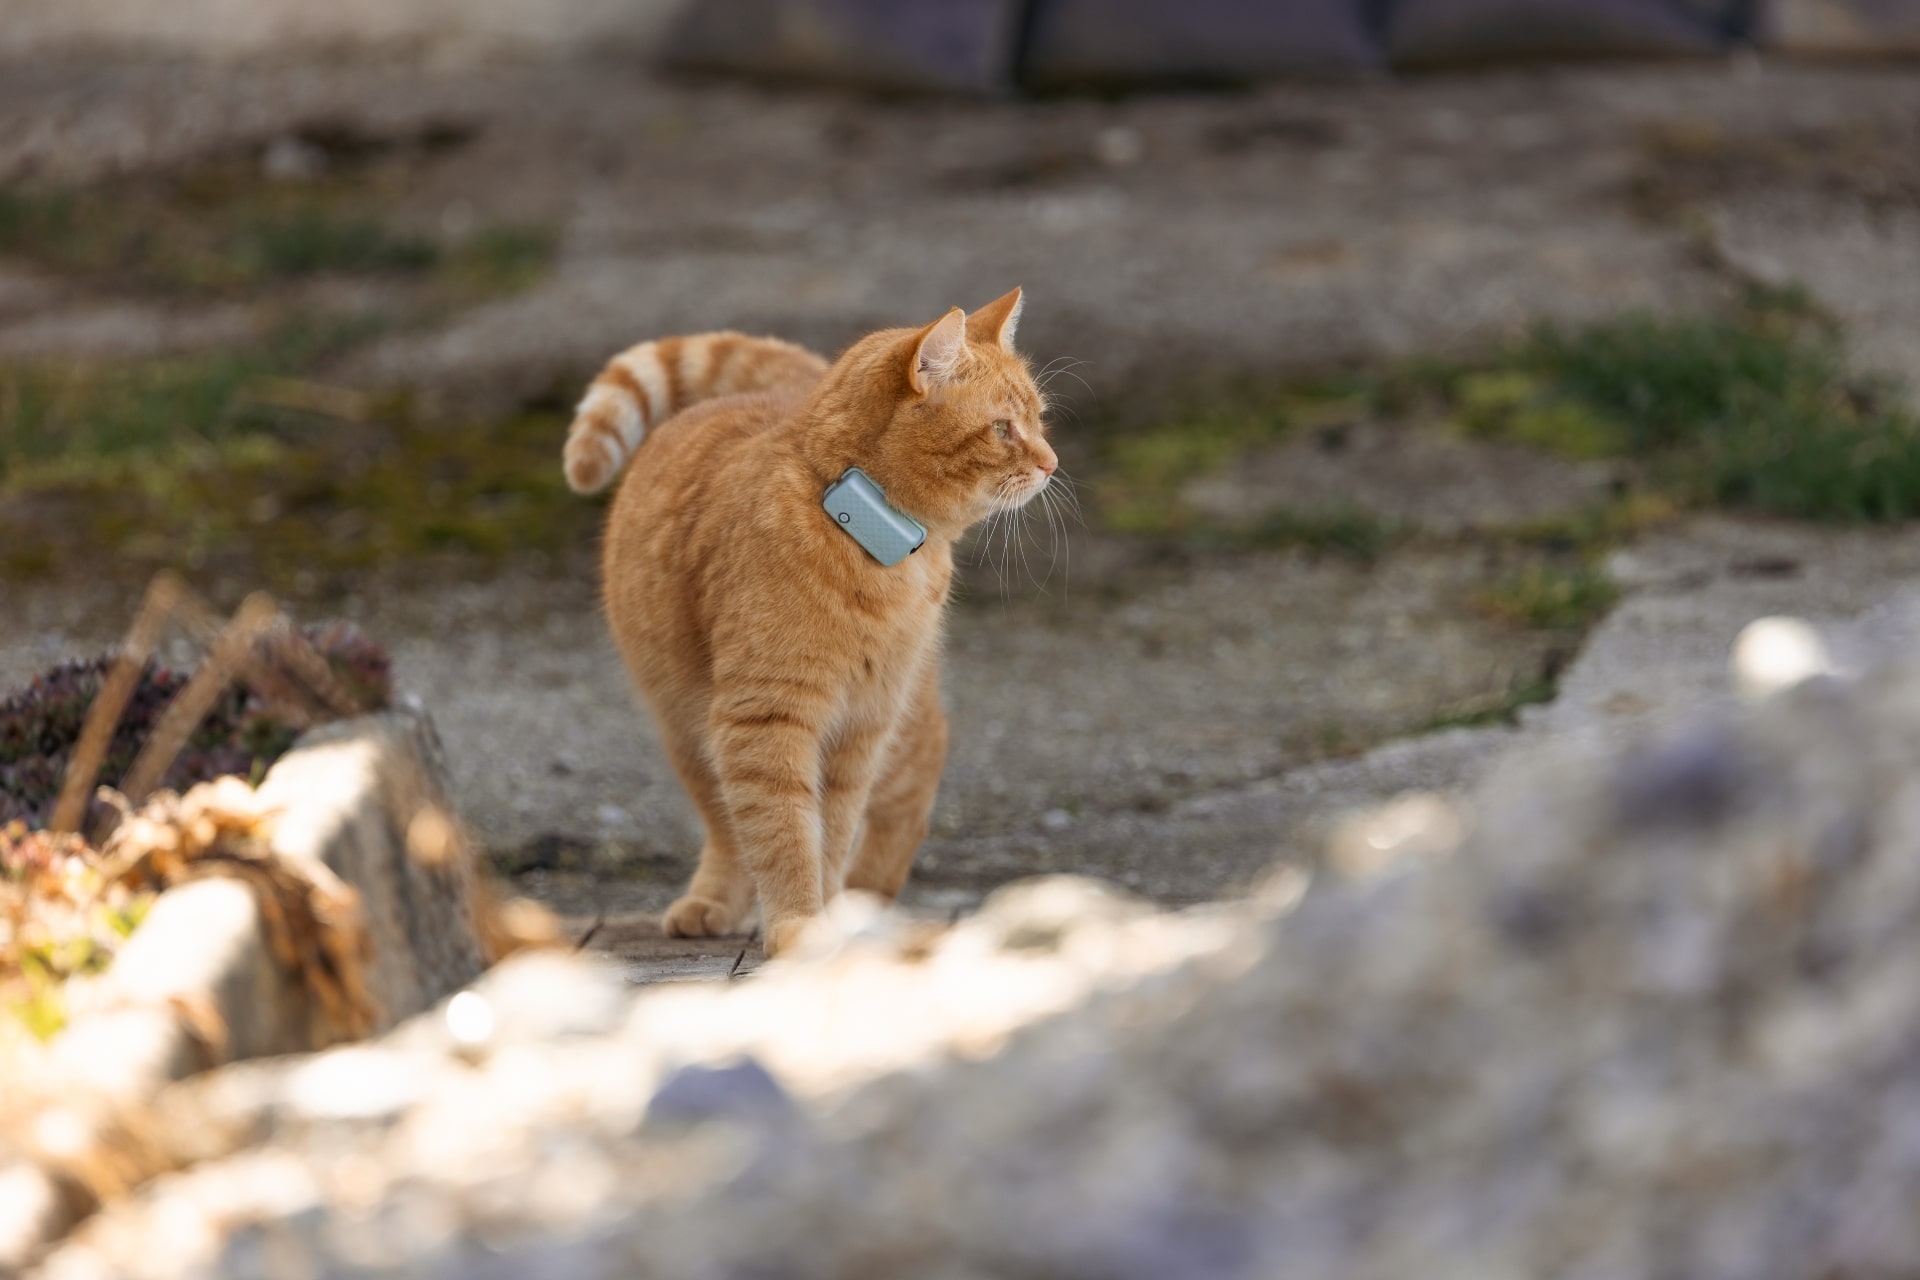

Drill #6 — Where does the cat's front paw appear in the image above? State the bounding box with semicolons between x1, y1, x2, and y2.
663;894;743;938
763;916;815;959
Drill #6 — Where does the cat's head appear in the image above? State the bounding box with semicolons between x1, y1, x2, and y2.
832;289;1058;539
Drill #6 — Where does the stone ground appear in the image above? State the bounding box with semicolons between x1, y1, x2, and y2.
5;55;1920;979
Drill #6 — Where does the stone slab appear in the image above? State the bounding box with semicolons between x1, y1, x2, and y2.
661;0;1024;93
1389;0;1730;64
1020;0;1385;88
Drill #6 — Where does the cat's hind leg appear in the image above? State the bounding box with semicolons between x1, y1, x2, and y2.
845;665;947;901
658;723;756;939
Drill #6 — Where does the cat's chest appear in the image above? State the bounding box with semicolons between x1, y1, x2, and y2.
848;557;946;642
841;555;948;681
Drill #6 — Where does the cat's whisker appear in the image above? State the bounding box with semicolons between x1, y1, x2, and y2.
1056;375;1094;404
1013;503;1044;592
978;477;1020;599
1032;491;1058;595
970;490;1001;568
1041;486;1069;596
998;483;1021;603
1038;362;1094;401
1035;355;1089;387
973;476;1021;578
1047;471;1087;527
977;511;1006;578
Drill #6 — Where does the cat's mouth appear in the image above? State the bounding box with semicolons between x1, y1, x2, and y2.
972;471;1053;524
1012;472;1051;505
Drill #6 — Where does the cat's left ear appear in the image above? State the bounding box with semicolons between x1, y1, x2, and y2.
966;286;1023;352
909;307;968;394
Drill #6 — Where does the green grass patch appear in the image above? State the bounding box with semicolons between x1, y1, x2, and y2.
1478;563;1620;631
0;160;570;588
1411;674;1559;734
1446;290;1920;523
0;321;379;479
1094;384;1370;538
3;401;591;585
1098;414;1275;536
1095;396;1402;562
1496;491;1679;559
1081;286;1916;556
0;328;594;588
236;209;437;278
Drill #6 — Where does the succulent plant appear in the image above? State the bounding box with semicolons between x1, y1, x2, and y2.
0;622;391;829
0;819;150;1043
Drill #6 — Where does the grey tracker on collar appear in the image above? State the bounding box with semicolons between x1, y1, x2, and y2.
822;467;927;566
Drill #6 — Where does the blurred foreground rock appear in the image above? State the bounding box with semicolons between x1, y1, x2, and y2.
33;653;1920;1277
1;709;496;1272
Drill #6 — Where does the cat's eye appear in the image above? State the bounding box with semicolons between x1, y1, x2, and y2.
991;419;1013;441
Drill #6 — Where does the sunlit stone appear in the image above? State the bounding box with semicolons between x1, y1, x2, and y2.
1731;616;1832;699
446;991;495;1047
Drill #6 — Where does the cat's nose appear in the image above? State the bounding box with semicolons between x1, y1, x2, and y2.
1037;458;1056;477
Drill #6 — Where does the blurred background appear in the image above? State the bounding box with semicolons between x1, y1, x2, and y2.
4;0;1920;970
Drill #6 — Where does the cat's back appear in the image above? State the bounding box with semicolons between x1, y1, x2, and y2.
606;388;798;543
601;388;817;664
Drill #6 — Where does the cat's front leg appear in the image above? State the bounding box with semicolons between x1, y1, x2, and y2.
660;723;757;939
818;718;894;895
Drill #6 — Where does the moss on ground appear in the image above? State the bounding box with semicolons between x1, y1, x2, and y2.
1098;287;1920;547
0;160;556;300
1477;563;1621;632
1096;405;1286;537
0;139;573;590
1497;492;1678;556
2;398;592;589
1410;672;1560;734
4;257;1912;659
0;320;380;477
0;324;594;591
1092;383;1385;558
1447;289;1920;523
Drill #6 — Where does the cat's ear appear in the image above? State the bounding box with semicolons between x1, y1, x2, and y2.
908;307;968;394
967;286;1023;351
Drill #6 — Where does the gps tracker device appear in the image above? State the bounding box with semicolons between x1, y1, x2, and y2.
823;467;926;566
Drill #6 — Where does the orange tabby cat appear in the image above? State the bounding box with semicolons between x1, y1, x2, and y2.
563;289;1055;956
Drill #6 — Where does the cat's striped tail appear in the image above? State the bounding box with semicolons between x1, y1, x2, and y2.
563;331;828;494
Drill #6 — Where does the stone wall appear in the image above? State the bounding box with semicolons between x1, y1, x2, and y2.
666;0;1920;91
7;0;1916;75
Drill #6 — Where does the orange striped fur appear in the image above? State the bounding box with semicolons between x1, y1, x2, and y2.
563;331;828;494
567;289;1056;956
